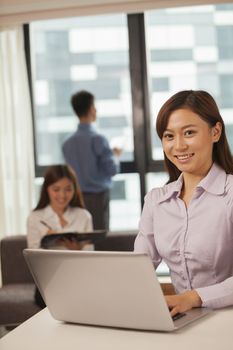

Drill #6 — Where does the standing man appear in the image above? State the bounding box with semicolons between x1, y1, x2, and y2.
62;90;121;230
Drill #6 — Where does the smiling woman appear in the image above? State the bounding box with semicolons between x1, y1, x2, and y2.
27;164;93;250
161;108;222;204
134;90;233;317
26;164;94;309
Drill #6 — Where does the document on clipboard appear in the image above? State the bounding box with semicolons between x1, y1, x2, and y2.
40;230;107;249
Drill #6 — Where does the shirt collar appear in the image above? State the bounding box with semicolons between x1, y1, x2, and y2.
77;123;94;131
197;163;226;195
43;205;72;220
43;205;56;220
157;162;226;204
157;174;183;204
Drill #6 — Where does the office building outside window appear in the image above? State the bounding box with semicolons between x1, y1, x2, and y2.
146;4;233;161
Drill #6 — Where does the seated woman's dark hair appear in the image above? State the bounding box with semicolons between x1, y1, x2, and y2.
34;164;85;210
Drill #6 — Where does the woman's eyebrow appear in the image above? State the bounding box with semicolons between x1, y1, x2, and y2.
164;124;198;132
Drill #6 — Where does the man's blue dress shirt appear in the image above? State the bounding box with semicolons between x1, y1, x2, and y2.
62;124;119;193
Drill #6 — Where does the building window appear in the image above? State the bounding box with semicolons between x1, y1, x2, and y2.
30;14;133;167
145;4;233;160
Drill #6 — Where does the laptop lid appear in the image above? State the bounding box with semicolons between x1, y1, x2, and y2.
23;249;211;332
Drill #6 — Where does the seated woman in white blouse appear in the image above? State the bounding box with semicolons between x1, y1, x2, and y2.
27;164;93;308
27;164;93;250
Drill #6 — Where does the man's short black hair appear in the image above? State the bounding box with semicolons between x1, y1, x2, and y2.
71;90;94;118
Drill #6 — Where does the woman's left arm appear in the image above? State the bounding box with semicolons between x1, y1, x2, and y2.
195;276;233;309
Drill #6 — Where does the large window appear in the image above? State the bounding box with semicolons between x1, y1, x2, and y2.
29;14;139;231
28;3;233;232
30;14;133;166
110;173;140;230
146;4;233;161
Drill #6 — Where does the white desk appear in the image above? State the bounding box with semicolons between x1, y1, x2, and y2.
1;307;233;350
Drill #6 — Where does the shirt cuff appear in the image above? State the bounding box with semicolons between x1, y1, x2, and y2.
196;283;232;309
114;156;120;171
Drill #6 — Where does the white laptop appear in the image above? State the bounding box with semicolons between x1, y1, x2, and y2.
23;249;212;332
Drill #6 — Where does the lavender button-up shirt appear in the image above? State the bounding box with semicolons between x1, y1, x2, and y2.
134;163;233;309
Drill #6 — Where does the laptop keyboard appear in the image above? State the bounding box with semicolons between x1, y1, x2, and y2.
172;312;186;321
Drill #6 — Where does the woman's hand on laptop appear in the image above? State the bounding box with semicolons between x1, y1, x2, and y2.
165;290;202;317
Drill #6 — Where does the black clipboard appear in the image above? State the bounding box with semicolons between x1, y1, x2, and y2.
40;230;107;249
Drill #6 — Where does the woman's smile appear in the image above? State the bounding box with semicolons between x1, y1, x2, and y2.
174;153;194;160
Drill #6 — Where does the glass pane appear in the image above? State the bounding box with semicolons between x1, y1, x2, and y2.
146;4;233;160
110;173;141;231
30;14;133;165
146;171;168;192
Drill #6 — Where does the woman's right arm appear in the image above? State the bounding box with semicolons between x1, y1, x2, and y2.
134;191;162;269
27;212;48;249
